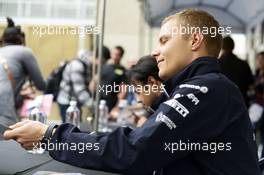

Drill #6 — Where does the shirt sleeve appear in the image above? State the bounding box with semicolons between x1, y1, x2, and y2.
49;79;230;174
21;48;46;91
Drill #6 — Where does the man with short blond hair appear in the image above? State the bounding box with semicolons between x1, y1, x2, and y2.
4;9;259;175
162;9;222;57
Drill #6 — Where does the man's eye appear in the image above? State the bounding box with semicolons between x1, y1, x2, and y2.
161;38;168;44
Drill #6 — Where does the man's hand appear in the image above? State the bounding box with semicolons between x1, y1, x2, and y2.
3;120;49;150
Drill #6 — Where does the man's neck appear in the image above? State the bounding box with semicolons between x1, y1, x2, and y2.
191;52;213;62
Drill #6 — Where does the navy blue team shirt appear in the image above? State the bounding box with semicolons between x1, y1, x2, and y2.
49;57;260;175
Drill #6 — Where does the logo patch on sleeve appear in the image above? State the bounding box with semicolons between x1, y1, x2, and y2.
179;84;208;94
174;93;184;99
164;99;189;117
187;93;200;105
155;112;176;130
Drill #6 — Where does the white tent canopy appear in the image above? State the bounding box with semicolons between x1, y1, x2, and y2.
143;0;264;33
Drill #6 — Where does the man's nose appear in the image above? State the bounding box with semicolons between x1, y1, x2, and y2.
151;48;160;60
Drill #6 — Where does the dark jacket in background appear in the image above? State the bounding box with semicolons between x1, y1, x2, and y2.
219;53;254;106
100;64;127;111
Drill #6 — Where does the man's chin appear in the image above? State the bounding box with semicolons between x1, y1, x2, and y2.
159;71;169;81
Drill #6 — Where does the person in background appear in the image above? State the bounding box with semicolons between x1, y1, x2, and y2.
103;46;128;118
45;60;69;102
126;55;168;127
252;51;264;157
57;51;92;123
0;17;45;125
88;45;112;102
219;36;254;107
110;46;125;66
253;52;264;106
100;46;127;111
255;52;264;80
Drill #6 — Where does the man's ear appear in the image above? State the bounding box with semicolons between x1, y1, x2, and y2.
190;32;204;51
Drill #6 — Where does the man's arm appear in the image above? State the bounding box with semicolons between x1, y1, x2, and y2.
4;80;230;174
47;83;230;174
21;48;46;91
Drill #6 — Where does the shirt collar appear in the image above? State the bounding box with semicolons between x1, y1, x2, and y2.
163;56;221;95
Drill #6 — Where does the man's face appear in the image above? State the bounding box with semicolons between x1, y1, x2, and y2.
152;20;192;80
111;48;122;63
133;79;162;107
